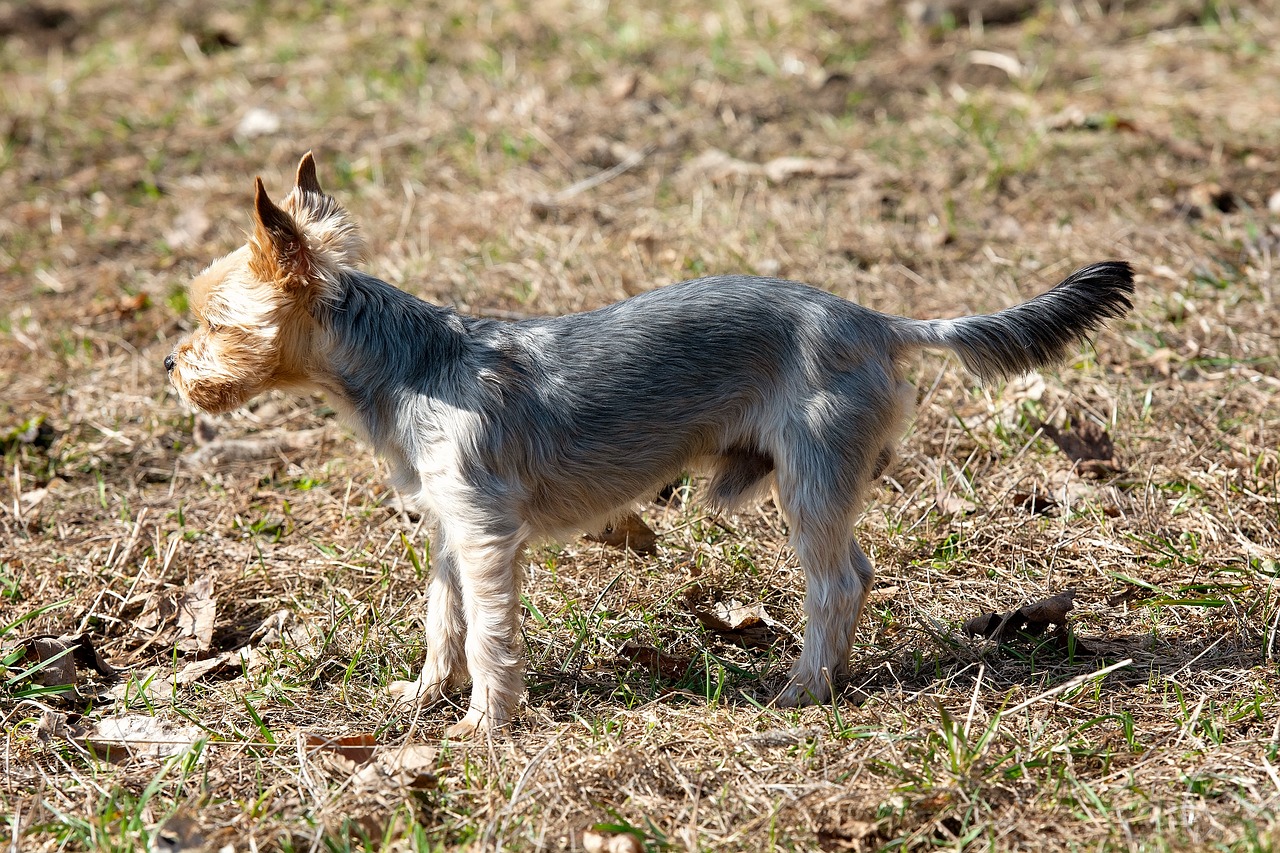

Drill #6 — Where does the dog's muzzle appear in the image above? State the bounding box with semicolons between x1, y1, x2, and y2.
164;352;176;373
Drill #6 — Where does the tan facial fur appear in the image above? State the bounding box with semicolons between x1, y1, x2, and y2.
165;152;362;414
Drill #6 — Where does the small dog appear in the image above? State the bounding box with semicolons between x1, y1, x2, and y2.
167;153;1133;736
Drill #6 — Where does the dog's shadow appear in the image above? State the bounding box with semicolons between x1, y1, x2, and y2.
527;628;1258;719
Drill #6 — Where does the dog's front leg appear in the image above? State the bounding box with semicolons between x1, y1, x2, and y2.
444;534;526;738
388;526;468;706
419;527;468;698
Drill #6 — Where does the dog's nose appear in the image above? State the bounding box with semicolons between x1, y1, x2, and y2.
164;353;176;373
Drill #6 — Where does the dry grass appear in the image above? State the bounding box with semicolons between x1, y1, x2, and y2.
2;0;1279;850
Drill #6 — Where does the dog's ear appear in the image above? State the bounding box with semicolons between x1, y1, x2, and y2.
251;178;311;289
295;150;323;196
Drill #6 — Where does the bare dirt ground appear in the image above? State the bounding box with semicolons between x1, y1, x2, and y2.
2;1;1278;850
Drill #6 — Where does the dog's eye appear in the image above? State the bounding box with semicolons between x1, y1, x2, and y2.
206;322;222;334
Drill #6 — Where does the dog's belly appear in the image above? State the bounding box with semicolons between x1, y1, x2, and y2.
513;431;718;536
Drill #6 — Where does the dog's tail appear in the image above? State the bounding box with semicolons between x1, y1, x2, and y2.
890;261;1134;381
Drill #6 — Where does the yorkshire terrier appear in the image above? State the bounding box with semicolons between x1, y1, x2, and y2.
167;153;1133;736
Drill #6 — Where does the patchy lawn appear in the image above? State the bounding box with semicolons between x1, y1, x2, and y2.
2;0;1278;850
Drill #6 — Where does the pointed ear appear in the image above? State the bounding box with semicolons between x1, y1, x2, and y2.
251;178;310;287
295;151;323;195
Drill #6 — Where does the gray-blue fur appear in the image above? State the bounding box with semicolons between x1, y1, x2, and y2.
317;262;1133;540
892;261;1135;380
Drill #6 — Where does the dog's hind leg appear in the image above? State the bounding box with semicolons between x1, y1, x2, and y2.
445;533;527;738
776;519;874;707
770;393;887;707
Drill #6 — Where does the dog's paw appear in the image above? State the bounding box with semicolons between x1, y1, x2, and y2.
774;680;833;708
444;709;486;739
388;678;444;706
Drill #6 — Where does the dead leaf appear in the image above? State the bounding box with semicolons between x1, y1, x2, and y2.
619;643;691;681
82;714;204;760
607;71;638;102
1038;417;1122;477
306;732;378;766
761;156;858;183
18;485;52;514
1011;491;1057;516
693;600;779;648
20;637;78;687
16;632;117;688
175;575;216;654
680;149;857;185
135;590;178;633
111;609;323;702
152;812;209;853
37;709;85;744
1185;181;1237;215
586;512;657;554
113;292;149;318
1019;590;1077;626
936;489;978;516
172;654;233;684
192;414;219;446
816;821;879;851
349;744;439;791
963;589;1077;642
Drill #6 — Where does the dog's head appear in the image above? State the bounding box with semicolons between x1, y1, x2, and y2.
165;153;363;413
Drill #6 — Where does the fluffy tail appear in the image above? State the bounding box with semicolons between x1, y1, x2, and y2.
892;261;1134;381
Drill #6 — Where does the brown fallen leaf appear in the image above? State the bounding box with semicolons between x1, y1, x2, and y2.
762;156;859;183
963;589;1077;642
606;71;638;102
1011;491;1057;516
816;822;879;852
1037;417;1122;477
16;632;117;688
152;811;209;853
36;709;86;744
135;590;178;634
20;637;78;687
109;611;322;701
302;734;437;791
82;714;204;761
693;600;779;648
113;291;149;318
350;744;439;791
936;489;978;516
619;643;691;681
175;575;216;654
306;732;378;766
1019;589;1077;626
586;512;658;554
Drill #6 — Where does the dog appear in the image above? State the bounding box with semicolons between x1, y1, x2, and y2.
166;152;1133;736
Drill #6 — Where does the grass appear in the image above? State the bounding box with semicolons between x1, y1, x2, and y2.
2;0;1279;850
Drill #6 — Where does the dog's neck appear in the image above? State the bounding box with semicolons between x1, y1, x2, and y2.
312;270;480;493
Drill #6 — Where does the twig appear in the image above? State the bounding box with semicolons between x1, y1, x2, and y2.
531;146;650;210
